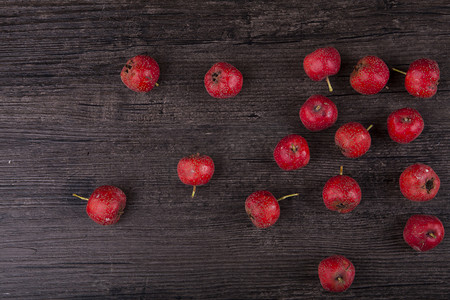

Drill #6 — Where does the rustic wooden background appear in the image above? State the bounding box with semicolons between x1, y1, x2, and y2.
1;0;449;299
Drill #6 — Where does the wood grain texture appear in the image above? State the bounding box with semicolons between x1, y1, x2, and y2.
0;0;449;299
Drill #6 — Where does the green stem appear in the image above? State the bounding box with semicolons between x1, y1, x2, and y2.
277;193;299;201
325;77;333;92
392;68;407;75
73;193;89;201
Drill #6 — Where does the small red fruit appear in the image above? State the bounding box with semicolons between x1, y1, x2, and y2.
204;62;243;99
399;163;440;201
387;107;424;144
303;47;341;92
273;134;310;170
121;55;160;92
318;255;355;292
393;58;440;98
323;166;361;213
403;215;445;252
335;122;372;158
405;58;439;98
299;95;338;131
350;55;389;95
73;185;127;225
177;154;215;197
245;191;298;228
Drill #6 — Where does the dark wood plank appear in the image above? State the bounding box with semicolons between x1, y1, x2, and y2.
0;0;449;298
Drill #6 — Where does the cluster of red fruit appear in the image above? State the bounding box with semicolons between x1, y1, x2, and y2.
73;50;443;293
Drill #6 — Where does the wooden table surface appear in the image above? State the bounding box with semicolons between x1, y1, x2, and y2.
1;1;449;299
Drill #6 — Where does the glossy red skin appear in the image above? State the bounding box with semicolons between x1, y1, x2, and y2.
273;134;310;170
399;163;440;201
120;55;160;92
318;255;355;292
204;62;243;98
350;55;389;95
177;154;215;186
323;175;361;213
86;185;126;225
245;190;280;228
387;107;424;144
403;215;445;252
405;58;439;98
303;47;341;81
300;95;338;131
335;122;371;158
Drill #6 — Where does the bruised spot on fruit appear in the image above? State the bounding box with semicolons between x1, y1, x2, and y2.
354;63;363;72
425;178;434;193
336;203;347;210
247;212;255;221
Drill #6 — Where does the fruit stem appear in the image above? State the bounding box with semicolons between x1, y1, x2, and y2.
392;68;407;76
428;232;436;239
325;77;333;92
277;193;299;201
366;124;373;131
72;193;89;201
155;82;159;87
191;186;196;198
339;166;343;176
337;277;344;283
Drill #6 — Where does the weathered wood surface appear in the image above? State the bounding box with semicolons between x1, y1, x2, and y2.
0;0;449;299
